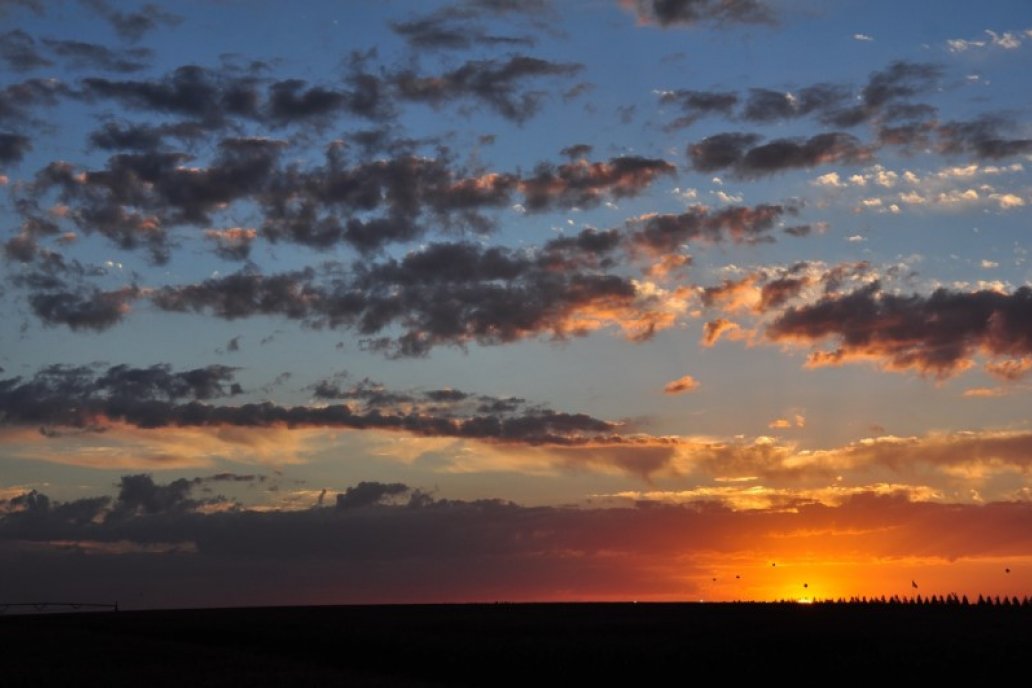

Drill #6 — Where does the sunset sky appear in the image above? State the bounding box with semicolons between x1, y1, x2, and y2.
2;0;1032;608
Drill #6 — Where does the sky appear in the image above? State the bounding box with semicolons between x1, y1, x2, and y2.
1;0;1031;608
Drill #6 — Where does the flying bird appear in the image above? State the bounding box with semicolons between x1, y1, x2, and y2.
1005;568;1011;574
735;575;740;579
912;580;918;589
803;583;808;589
771;563;776;567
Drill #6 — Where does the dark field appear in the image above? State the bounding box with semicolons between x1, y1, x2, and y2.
3;603;1029;685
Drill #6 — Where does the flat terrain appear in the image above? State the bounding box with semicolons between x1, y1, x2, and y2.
2;603;1029;685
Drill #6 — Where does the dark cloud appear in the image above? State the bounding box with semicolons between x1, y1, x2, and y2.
424;389;470;402
84;0;182;42
38;204;784;349
658;89;737;129
627;0;776;27
467;0;551;14
29;285;139;331
3;231;37;261
818;61;941;128
2;489;110;525
81;61;388;128
24;132;676;262
783;224;814;237
0;131;31;163
685;62;938;130
689;132;870;177
31;138;286;263
390;6;534;50
519;156;675;211
266;76;389;126
343;242;651;356
311;376;416;408
111;474;198;517
686;132;762;172
0;364;241;418
628;202;797;254
87;121;206;151
876;120;937;150
542;227;623;269
151;267;317;322
739;88;795;123
734;133;871;177
206;472;263;483
259;152;515;253
4;479;1031;606
336;481;410;510
740;84;851;123
94;363;243;401
393;55;582;122
0;78;69;128
42;38;151;72
937;115;1032;160
861;60;941;111
391;13;477;50
767;282;1032;377
758;276;808;311
80;66;262;124
0;29;51;71
0;363;628;445
258;151;667;252
560;143;593;159
561;81;593;102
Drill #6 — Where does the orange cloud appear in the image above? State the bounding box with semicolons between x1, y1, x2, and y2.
986;357;1032;381
963;387;1009;398
664;374;700;395
701;317;741;346
700;274;762;313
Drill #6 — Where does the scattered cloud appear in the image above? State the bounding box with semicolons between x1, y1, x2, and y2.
622;0;776;28
663;374;699;394
767;282;1032;378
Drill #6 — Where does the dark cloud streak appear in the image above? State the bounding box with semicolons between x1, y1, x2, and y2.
0;364;629;446
767;283;1032;377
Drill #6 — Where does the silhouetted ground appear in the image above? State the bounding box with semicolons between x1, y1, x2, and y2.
2;603;1029;685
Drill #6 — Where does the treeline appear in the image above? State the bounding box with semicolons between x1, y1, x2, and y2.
792;594;1032;607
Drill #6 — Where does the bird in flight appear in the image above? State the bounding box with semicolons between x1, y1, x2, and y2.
1005;568;1011;574
912;580;918;589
